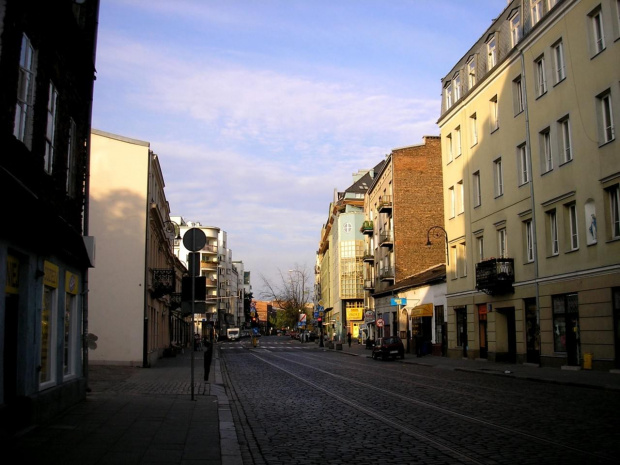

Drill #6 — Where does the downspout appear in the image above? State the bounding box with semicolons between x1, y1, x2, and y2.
520;27;541;366
82;0;101;391
143;151;153;368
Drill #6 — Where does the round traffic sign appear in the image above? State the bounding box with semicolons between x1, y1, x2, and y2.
183;227;207;252
376;318;384;327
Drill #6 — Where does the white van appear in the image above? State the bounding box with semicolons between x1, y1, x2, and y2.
227;328;240;341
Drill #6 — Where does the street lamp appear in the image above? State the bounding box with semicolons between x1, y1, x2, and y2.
163;220;182;240
426;225;449;265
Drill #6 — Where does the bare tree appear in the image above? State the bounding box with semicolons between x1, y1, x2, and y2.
260;266;313;331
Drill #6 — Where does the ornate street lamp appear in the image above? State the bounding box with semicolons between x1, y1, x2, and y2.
426;225;449;265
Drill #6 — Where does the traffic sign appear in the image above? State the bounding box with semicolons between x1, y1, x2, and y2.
376;318;384;327
390;298;407;306
299;313;307;324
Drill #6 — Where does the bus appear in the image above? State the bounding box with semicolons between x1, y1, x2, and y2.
226;327;240;341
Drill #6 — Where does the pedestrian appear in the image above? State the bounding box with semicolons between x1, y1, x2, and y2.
347;331;352;348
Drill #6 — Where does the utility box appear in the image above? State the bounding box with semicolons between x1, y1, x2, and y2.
583;353;593;370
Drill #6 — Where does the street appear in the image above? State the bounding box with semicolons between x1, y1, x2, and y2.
221;336;619;465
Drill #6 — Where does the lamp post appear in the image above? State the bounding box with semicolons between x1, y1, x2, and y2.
163;220;182;241
426;225;449;265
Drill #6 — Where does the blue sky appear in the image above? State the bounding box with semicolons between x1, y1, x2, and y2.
92;0;505;297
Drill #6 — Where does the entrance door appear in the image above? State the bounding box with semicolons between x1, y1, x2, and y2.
525;298;540;364
478;304;488;359
3;294;19;403
613;288;620;369
456;308;467;358
496;307;516;363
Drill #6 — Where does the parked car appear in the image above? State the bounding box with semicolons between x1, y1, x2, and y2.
290;331;299;339
371;336;405;360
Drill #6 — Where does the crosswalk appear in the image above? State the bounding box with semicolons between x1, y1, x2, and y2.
219;341;316;350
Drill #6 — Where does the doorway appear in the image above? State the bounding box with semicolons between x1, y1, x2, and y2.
456;307;467;358
496;307;516;363
614;288;620;369
478;304;488;359
525;298;540;364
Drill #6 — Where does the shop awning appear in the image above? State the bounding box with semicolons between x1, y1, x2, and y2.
405;303;433;318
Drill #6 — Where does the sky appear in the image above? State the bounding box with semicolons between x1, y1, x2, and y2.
91;0;506;298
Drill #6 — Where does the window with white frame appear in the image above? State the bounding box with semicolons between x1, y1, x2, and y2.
445;82;453;110
40;280;58;388
558;116;573;163
458;180;464;214
525;220;535;262
498;228;507;258
14;33;36;148
459;242;467;277
467;56;476;89
446;133;453;162
477;235;484;262
518;143;529;185
535;55;547;97
470;113;478;145
531;0;543;25
549;210;559;255
540;127;553;173
608;184;620;239
597;90;615;144
510;10;522;46
454;72;461;101
568;203;579;250
494;157;504;197
513;75;525;115
490;95;499;132
449;186;455;218
589;7;606;55
473;171;481;207
45;82;59;174
487;35;497;69
451;245;458;278
616;0;620;39
455;126;462;156
553;39;566;84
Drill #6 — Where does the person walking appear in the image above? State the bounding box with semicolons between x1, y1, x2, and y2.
347;332;352;348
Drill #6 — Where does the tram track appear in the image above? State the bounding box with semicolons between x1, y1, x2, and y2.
246;350;617;464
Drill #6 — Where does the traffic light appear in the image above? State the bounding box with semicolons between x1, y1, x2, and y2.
250;315;258;328
317;316;322;327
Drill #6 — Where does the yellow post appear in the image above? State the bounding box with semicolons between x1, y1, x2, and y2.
583;353;592;370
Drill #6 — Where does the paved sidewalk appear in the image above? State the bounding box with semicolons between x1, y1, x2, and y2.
3;347;242;465
317;338;620;391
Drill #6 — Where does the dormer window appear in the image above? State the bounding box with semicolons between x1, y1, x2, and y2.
467;56;476;89
453;72;461;101
487;35;497;69
445;82;453;110
510;10;521;46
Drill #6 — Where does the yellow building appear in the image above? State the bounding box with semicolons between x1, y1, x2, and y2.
438;0;620;370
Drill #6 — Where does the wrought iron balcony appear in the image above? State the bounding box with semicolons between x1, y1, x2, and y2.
361;220;374;234
363;249;374;263
379;230;393;247
475;258;515;295
379;267;395;281
378;195;393;213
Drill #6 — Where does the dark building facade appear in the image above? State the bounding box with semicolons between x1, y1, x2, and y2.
0;0;99;434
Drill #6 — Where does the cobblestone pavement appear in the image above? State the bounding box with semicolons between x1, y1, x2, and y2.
220;337;620;465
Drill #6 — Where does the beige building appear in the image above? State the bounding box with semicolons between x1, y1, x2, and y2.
438;0;620;369
89;130;187;367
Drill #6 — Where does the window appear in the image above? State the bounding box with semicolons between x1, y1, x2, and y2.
446;133;453;162
518;143;529;185
64;291;77;377
525;220;535;262
487;35;497;69
510;11;521;46
597;90;615;144
455;126;462;156
535;55;547;97
473;171;481;207
451;246;458;278
458;180;464;214
459;242;467;277
445;82;453;110
490;95;499;132
470;113;478;146
467;56;476;89
531;0;543;25
568;203;579;250
449;186;455;218
608;185;620;239
546;210;559;256
590;7;605;55
558;116;572;163
540;127;553;173
66;119;78;196
477;236;484;262
553;40;566;84
14;33;36;147
454;72;461;101
498;228;507;258
513;75;524;115
494;157;504;197
45;82;59;174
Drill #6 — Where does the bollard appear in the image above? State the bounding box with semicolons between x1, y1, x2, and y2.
583;353;592;370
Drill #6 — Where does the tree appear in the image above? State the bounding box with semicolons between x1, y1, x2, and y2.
260;266;313;331
243;291;254;327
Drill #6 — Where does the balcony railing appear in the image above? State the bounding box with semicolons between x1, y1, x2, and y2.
378;195;393;213
360;220;374;234
379;267;395;281
475;258;515;295
379;230;394;247
364;279;375;290
363;251;374;263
